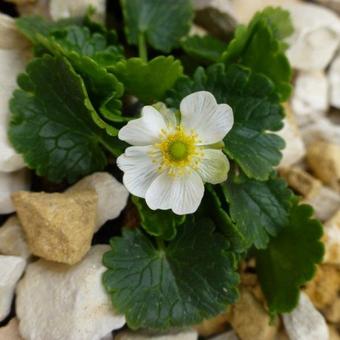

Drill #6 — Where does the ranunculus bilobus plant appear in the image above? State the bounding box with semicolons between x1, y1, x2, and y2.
8;0;324;331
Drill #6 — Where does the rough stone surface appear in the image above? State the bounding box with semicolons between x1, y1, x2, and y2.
329;53;340;109
0;318;23;340
284;2;340;71
12;190;97;265
323;210;340;265
305;186;340;222
305;264;340;309
209;330;239;340
195;312;230;337
323;298;340;323
300;118;340;146
283;292;329;340
16;245;126;340
277;109;306;167
115;330;198;340
0;13;30;50
67;172;129;231
0;170;30;214
49;0;106;22
290;71;329;126
0;216;30;260
307;141;340;191
0;255;25;322
328;325;340;340
229;288;278;340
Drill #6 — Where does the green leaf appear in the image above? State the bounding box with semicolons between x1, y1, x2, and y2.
9;56;120;183
223;174;293;249
221;7;293;101
166;63;285;180
132;196;185;240
120;0;193;52
180;35;226;63
103;219;239;330
110;56;183;103
49;25;125;67
197;186;249;253
256;202;324;315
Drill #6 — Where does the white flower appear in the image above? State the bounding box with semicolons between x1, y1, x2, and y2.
117;91;234;215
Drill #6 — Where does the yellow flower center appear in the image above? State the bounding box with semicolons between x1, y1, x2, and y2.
153;125;203;176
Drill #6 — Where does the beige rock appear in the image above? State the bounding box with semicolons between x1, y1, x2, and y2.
0;170;30;214
323;210;340;265
329;53;340;109
229;288;278;340
283;292;328;340
284;2;340;71
195;312;230;337
15;0;50;17
0;216;30;260
328;325;340;340
0;13;30;50
67;172;129;231
0;318;23;340
290;71;329;126
12;190;97;265
0;255;26;322
323;299;340;323
305;264;340;309
279;166;322;198
300;118;340;146
277;112;306;167
115;330;198;340
16;245;126;340
210;330;239;340
307;141;340;191
315;0;340;14
49;0;106;22
193;0;237;39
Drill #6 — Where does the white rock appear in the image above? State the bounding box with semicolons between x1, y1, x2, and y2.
290;71;329;126
50;0;106;22
277;117;306;167
283;292;329;340
0;170;30;214
323;210;340;265
67;172;129;231
314;0;340;14
101;333;113;340
284;2;340;71
328;53;340;109
0;255;26;322
0;49;26;172
0;216;30;260
115;330;198;340
210;330;239;340
16;245;125;340
305;186;340;222
301;118;340;146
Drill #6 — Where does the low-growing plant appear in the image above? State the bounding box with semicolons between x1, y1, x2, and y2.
8;0;324;331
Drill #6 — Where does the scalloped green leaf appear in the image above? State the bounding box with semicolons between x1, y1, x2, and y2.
181;35;226;63
103;219;239;330
223;174;293;249
256;202;324;315
132;196;185;240
9;56;121;183
110;56;183;103
221;7;293;101
120;0;193;52
166;63;285;180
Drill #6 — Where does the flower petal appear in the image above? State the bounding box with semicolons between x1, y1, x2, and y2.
197;149;230;184
117;146;160;197
118;106;167;146
145;171;204;215
180;91;234;145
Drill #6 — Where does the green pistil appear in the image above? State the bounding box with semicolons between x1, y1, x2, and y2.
168;141;188;161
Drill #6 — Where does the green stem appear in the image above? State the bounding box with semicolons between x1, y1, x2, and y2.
138;32;148;61
156;238;165;250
